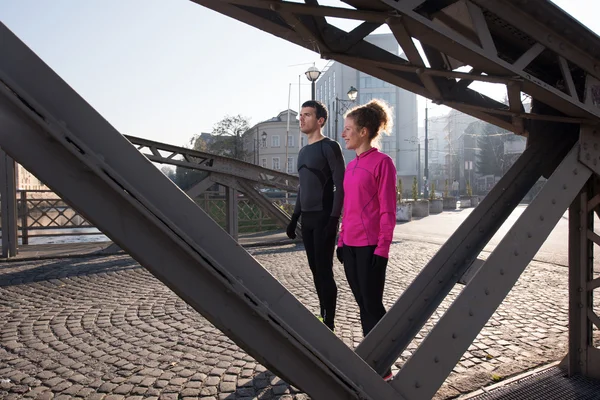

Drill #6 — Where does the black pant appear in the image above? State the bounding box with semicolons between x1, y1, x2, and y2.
301;211;337;330
343;245;387;336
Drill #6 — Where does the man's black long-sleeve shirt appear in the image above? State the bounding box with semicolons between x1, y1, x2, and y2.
293;137;345;218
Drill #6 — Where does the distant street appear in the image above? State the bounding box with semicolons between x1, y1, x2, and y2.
393;204;598;268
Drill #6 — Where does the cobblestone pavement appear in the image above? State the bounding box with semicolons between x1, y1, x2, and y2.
0;240;598;399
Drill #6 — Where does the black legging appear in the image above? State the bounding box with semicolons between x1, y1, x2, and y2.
301;211;337;330
342;245;387;336
343;245;391;377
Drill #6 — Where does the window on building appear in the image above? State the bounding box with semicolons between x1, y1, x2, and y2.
333;71;336;98
287;157;294;173
272;157;280;170
287;135;294;147
261;158;267;168
301;136;306;147
272;135;280;147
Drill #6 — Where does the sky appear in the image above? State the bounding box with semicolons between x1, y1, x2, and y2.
1;0;598;148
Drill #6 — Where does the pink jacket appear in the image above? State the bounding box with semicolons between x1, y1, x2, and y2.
338;148;397;258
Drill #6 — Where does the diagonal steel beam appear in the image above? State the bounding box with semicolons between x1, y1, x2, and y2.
387;16;426;67
392;142;590;399
356;130;578;375
0;148;17;257
185;175;216;198
0;23;404;400
340;22;383;52
125;135;298;192
465;0;497;57
209;172;300;235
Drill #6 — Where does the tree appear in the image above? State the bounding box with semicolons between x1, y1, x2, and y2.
397;178;403;203
412;176;418;201
203;115;250;161
172;135;210;191
470;121;509;177
160;166;176;181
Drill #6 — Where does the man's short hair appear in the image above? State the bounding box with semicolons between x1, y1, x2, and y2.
302;100;328;126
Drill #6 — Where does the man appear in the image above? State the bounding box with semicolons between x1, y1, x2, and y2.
452;179;459;198
286;100;345;331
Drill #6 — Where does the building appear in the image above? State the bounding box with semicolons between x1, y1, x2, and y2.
16;164;47;190
314;33;419;191
242;110;302;175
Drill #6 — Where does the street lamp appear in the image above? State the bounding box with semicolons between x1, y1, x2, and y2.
255;130;267;166
333;86;359;142
305;65;321;100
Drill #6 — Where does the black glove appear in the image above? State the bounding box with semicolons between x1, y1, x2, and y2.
336;247;344;264
324;216;339;239
286;213;300;239
371;254;388;269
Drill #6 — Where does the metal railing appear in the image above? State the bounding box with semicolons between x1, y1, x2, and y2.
3;190;291;244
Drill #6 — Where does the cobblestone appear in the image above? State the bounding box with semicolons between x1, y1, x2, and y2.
1;242;599;399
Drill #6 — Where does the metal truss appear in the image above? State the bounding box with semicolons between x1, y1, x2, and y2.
567;128;600;380
357;125;577;375
392;142;591;399
0;23;402;399
126;135;298;191
126;135;300;237
3;0;600;398
195;0;600;394
194;0;600;135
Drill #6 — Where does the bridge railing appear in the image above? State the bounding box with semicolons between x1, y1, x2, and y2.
3;189;292;244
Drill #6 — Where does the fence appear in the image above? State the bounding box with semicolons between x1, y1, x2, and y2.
3;190;288;244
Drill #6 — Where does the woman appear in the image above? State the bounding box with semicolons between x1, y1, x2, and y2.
336;99;397;381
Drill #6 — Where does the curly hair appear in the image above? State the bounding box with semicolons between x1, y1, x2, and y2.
345;99;393;142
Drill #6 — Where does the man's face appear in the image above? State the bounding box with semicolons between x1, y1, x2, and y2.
299;106;323;134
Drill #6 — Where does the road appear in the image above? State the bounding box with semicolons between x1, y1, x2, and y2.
393;204;598;268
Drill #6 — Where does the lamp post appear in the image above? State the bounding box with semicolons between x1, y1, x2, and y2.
334;86;359;142
424;105;429;199
305;65;321;100
255;130;267;166
405;135;435;198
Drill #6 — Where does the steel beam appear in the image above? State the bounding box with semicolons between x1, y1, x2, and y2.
126;135;299;192
0;23;404;400
465;1;497;57
392;144;591;399
225;186;239;240
567;181;592;377
356;132;578;375
0;148;17;257
185;175;216;199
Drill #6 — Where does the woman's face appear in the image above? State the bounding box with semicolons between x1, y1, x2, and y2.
341;117;367;150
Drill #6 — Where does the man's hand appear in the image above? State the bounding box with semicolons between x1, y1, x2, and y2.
336;247;344;264
324;216;339;239
371;254;388;270
286;213;300;239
